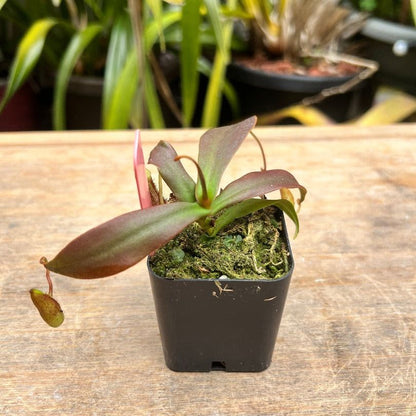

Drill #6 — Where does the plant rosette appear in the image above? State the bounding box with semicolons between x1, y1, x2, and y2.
31;116;307;371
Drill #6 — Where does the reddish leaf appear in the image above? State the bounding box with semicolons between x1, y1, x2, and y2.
148;140;196;202
197;116;257;202
212;169;307;213
134;130;152;209
45;202;208;278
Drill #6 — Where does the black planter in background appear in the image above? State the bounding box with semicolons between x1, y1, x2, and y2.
65;75;103;130
227;62;375;124
360;17;416;94
38;75;103;131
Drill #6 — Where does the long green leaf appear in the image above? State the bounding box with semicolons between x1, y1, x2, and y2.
146;0;166;50
103;49;139;129
148;140;196;202
45;202;209;279
211;198;300;237
144;10;181;53
103;12;133;127
53;24;102;130
198;57;240;119
104;10;180;129
0;18;56;113
0;0;7;11
201;0;236;127
204;0;225;55
144;60;165;128
181;0;202;126
197;116;257;203
212;169;307;213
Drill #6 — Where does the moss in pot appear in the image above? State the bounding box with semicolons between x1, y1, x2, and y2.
30;116;307;371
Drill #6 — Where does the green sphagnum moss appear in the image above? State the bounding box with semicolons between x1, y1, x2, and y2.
150;207;290;280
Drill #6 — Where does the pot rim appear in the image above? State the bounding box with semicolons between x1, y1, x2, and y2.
227;61;360;92
362;17;416;43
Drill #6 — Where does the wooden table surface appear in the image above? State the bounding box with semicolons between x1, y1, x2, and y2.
0;124;415;415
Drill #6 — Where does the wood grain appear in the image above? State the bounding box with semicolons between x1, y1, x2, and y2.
0;124;415;415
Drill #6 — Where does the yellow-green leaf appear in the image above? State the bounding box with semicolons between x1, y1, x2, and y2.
53;24;103;130
0;18;57;112
353;89;416;126
258;105;334;126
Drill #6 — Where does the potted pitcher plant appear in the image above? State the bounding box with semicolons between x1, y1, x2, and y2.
30;116;307;372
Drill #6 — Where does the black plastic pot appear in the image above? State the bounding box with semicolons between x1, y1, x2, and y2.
227;62;375;123
360;17;416;94
37;75;104;130
65;75;103;130
148;211;293;372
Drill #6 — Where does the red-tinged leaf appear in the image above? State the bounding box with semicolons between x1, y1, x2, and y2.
30;288;64;328
197;116;257;203
134;130;152;209
148;140;196;202
211;198;300;238
211;169;307;213
45;202;208;279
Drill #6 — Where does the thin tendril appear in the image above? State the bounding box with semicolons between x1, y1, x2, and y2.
250;131;267;171
40;257;53;297
174;155;210;208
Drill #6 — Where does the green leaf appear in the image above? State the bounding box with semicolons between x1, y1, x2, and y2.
198;57;240;119
146;0;166;50
204;0;225;55
0;0;7;11
148;140;196;202
144;10;181;53
201;0;236;127
144;60;165;128
211;198;300;238
103;12;133;127
45;202;208;278
103;49;139;129
0;18;57;113
197;116;257;203
181;0;202;126
104;10;181;129
53;24;103;130
29;288;64;328
212;169;307;213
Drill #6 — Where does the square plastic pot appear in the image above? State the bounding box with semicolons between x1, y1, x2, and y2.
147;210;294;372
